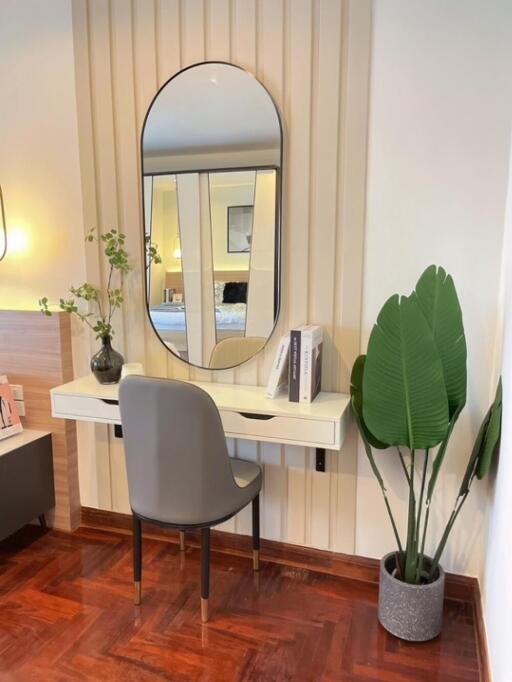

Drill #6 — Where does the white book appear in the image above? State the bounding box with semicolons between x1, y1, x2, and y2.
300;325;323;403
299;325;313;402
265;334;291;399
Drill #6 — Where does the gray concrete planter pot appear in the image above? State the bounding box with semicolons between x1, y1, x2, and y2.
378;552;445;642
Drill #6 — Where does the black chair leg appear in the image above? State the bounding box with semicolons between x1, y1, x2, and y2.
252;495;260;571
133;514;142;605
201;527;210;623
38;514;48;532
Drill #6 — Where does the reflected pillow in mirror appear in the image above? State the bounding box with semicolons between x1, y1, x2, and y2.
214;281;225;305
223;281;247;304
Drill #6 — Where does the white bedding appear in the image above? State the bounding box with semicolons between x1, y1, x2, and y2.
150;302;246;331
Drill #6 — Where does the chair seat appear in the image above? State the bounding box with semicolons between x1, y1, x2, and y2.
230;458;261;488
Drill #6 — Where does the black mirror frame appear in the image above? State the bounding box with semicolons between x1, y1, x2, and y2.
139;61;283;371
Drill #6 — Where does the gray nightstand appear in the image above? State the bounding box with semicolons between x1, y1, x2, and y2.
0;430;55;541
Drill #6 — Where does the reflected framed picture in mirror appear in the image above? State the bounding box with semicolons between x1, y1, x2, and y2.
227;205;253;253
141;61;283;370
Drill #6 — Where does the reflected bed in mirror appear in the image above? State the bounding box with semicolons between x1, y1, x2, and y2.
141;62;282;370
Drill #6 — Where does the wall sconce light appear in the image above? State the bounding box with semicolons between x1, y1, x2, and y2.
8;227;28;254
0;187;7;261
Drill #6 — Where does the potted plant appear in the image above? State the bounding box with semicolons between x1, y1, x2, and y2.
351;264;502;641
39;228;161;384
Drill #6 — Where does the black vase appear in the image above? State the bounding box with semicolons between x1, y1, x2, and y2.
90;335;124;384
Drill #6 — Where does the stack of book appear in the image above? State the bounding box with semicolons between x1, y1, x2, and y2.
265;334;290;399
0;375;22;441
265;325;323;403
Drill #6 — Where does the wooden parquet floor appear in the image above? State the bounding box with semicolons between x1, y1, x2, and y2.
0;526;481;682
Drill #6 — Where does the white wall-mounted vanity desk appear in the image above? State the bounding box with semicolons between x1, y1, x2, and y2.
51;375;352;464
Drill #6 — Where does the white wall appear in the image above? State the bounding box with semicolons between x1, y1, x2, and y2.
483;137;512;682
210;181;252;271
149;177;180;306
0;0;86;315
246;170;277;337
358;0;512;578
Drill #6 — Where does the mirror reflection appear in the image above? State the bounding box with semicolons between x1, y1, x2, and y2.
142;62;282;370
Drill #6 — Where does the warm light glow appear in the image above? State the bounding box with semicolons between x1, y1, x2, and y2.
173;247;182;259
0;186;6;261
8;227;29;253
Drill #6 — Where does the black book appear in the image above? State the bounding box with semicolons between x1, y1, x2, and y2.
288;327;303;403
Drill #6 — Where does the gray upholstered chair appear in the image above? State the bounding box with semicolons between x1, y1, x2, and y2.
119;375;262;622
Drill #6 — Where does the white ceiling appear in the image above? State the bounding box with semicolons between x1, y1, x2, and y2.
142;63;281;157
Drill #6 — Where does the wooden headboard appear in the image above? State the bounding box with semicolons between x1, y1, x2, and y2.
165;270;249;297
212;270;250;283
0;311;79;532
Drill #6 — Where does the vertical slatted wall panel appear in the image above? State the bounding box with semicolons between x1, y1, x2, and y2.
72;0;371;553
331;0;372;552
306;0;343;550
283;0;312;547
72;0;112;510
205;0;237;533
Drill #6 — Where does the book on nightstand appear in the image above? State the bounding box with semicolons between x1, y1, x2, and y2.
0;375;23;441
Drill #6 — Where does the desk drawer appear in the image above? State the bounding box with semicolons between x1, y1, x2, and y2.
52;393;121;423
219;410;335;447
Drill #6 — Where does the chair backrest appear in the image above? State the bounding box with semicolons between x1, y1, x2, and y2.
119;375;240;526
209;336;266;369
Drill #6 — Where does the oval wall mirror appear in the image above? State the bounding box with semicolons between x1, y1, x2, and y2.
141;62;282;370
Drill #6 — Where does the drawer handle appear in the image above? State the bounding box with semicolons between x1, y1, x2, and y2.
238;412;275;420
100;399;119;406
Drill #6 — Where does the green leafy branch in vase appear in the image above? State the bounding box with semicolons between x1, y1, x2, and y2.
145;235;162;271
351;265;502;585
39;227;133;339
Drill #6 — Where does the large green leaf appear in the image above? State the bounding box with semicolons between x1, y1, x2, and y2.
426;403;462;503
412;265;467;419
427;380;503;582
352;408;404;555
476;379;502;480
350;355;387;449
363;294;449;449
458;379;502;495
458;406;491;496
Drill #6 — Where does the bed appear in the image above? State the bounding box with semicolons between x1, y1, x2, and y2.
149;302;247;353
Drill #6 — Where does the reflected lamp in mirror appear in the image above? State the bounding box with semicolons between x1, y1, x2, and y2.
0;187;7;261
172;238;182;260
141;62;283;370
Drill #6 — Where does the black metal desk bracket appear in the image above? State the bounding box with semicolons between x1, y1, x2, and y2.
315;448;326;472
